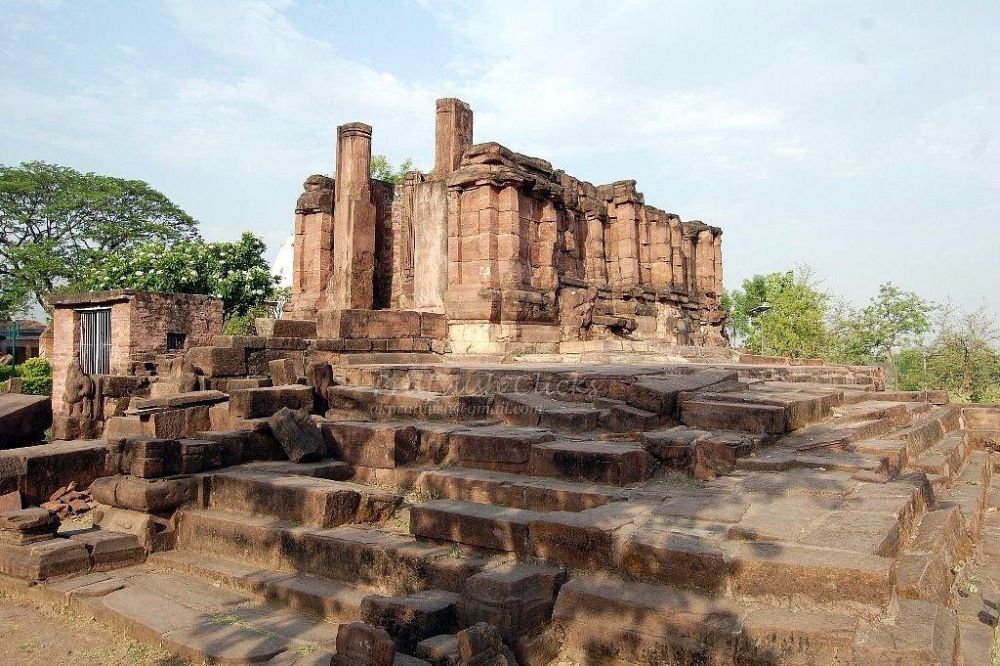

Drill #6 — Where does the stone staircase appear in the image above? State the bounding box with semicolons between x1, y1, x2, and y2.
12;362;1000;664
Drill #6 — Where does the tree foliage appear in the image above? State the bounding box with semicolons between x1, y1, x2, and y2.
0;161;199;316
80;232;278;319
829;282;934;366
369;154;414;184
725;269;829;358
896;305;1000;403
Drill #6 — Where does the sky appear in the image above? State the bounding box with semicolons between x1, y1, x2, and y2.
2;0;998;313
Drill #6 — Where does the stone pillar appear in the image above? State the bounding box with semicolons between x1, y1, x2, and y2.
668;214;684;290
434;98;473;177
289;175;334;317
331;122;376;310
583;212;607;286
648;211;672;291
696;229;715;295
713;232;724;298
607;181;642;289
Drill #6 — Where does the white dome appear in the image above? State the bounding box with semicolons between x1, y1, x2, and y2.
272;234;294;288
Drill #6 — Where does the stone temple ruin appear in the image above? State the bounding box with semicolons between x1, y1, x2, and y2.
0;98;999;665
287;98;727;353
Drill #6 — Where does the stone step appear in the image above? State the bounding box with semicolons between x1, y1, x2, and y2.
175;508;487;593
937;449;994;541
150;549;372;619
697;388;837;430
410;499;538;554
492;392;601;433
321;420;422;468
53;566;343;664
622;369;739;416
411;466;623;512
326;386;490;421
528;440;655;485
911;431;970;491
207;470;403;528
550;575;864;666
680;399;788;435
892;405;962;460
449;425;555;473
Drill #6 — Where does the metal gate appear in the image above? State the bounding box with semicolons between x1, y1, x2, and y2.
78;308;111;375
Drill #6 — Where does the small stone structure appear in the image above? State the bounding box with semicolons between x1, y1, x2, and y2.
288;98;726;353
47;290;223;439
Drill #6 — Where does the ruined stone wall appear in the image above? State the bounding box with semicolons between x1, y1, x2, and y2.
48;291;222;429
287;97;727;350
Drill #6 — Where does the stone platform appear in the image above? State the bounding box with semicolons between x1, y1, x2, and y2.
3;359;998;665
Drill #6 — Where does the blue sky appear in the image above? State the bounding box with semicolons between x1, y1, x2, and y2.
2;0;998;313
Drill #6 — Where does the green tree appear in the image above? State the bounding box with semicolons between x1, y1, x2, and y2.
897;305;1000;403
369;154;414;184
79;232;278;320
829;283;933;378
0;161;199;315
725;268;830;358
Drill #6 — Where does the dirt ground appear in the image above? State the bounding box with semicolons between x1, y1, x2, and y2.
0;586;191;666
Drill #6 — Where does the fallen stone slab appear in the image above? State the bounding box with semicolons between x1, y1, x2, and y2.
89;475;197;513
0;394;51;449
268;407;324;462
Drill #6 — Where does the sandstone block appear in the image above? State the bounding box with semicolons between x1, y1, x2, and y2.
323;421;420;468
255;318;317;338
333;622;396;666
0;537;90;580
457;562;564;642
361;590;459;653
186;346;247;377
229;385;314;419
267;408;324;462
67;529;144;570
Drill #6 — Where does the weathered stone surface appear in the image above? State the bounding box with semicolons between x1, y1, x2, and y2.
229;385;314;419
456;622;519;666
0;507;59;544
268;407;324;462
0;394;52;449
255;318;317;338
186;346;247;377
0;440;107;505
66;528;144;570
323;420;420;468
362;590;459;652
334;622;397;666
457;563;564;642
0;537;90;580
89;475;196;513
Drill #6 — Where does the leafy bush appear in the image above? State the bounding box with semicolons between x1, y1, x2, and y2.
222;304;274;335
0;356;54;395
81;232;278;319
19;376;52;395
17;355;51;379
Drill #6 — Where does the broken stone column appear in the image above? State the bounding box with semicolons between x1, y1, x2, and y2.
696;228;716;296
713;232;724;299
288;175;335;317
668;214;684;291
434;98;473;177
331;122;376;310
